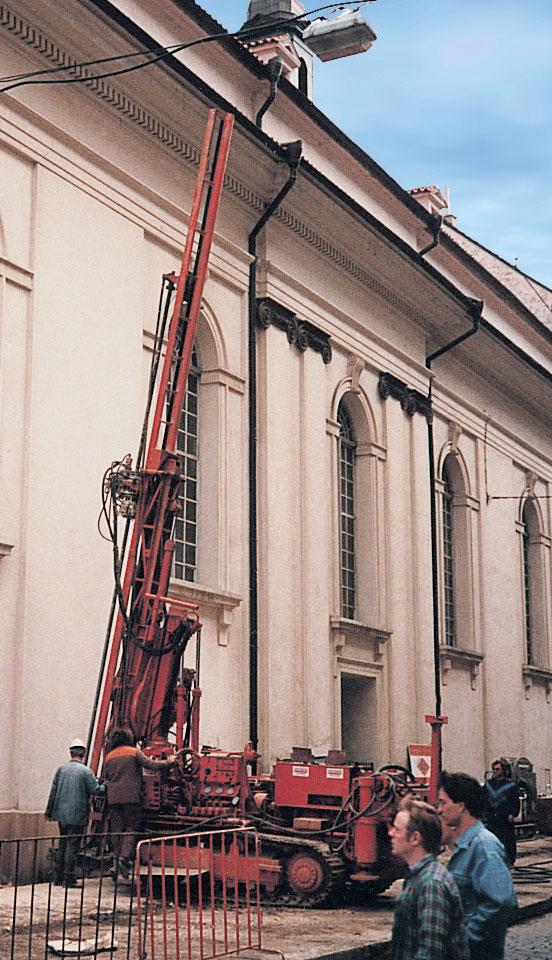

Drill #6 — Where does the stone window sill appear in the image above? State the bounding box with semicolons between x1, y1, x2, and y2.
169;580;241;646
330;617;392;662
522;665;552;702
439;645;484;691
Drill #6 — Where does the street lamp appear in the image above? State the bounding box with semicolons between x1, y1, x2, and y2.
302;11;377;61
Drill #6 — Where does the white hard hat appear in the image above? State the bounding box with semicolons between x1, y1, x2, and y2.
70;738;86;751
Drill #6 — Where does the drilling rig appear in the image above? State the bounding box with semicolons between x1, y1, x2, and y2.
88;109;431;906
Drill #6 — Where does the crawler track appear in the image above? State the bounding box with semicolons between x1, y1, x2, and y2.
259;834;347;907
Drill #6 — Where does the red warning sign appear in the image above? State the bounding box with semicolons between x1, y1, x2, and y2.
408;744;432;782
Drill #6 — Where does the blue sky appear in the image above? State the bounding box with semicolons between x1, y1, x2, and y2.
200;1;552;288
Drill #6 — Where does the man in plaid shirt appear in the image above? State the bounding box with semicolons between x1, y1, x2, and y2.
389;797;470;960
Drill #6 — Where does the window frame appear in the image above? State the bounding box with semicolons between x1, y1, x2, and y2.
338;401;357;621
519;496;550;669
172;347;201;583
442;458;457;647
437;449;479;655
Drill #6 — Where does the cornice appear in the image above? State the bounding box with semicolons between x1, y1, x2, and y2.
0;5;263;209
274;206;436;330
1;3;441;335
260;261;434;389
431;388;552;478
378;371;432;421
256;297;332;364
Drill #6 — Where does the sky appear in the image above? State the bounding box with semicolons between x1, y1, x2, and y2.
199;0;552;288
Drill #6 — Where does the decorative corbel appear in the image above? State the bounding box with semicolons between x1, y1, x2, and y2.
347;353;365;394
525;470;538;498
256;297;332;363
546;679;552;705
217;606;234;647
524;674;532;700
441;656;452;686
332;630;346;679
470;661;480;691
373;636;386;661
448;421;462;453
378;371;432;421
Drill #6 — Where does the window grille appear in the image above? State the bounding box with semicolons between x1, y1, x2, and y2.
173;348;200;582
522;504;533;664
442;461;456;646
338;403;356;620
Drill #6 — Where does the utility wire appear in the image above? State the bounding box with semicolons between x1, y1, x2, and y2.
0;43;183;85
514;263;552;315
484;418;550;503
0;2;373;93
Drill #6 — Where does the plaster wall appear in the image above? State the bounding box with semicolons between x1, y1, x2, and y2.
0;279;31;808
257;323;306;759
429;395;552;785
17;168;145;810
265;221;429;368
380;398;418;759
0;96;252;808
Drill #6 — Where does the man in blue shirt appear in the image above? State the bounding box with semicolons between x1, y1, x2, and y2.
45;738;104;887
437;771;517;960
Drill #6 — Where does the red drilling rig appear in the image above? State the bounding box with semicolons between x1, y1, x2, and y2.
88;109;438;906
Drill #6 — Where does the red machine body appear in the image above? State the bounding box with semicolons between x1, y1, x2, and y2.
273;760;351;809
89;109;439;906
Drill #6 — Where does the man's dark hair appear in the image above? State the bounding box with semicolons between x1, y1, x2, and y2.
492;758;512;778
400;797;442;855
439;771;486;818
111;727;135;749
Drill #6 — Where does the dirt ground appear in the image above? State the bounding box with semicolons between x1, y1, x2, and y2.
1;836;551;960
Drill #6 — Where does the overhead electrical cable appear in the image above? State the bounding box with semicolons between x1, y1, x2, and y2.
0;2;373;93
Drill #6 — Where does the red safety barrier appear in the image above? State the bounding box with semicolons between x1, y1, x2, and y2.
135;826;266;960
0;829;284;960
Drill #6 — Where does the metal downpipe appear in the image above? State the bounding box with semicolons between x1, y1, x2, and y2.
256;58;284;129
425;298;483;757
419;214;443;257
247;142;303;756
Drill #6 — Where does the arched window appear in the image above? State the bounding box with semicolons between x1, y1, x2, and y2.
442;458;456;646
520;498;548;666
439;451;479;651
338;402;356;620
522;507;532;663
298;59;308;96
173;347;200;582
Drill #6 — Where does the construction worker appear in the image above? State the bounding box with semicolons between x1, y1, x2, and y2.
438;772;517;960
389;797;469;960
483;759;520;865
102;728;176;878
45;738;104;887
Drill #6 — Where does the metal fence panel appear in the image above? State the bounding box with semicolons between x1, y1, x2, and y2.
135;827;263;960
0;827;269;960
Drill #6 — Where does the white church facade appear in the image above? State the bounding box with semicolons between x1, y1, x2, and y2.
1;0;552;837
